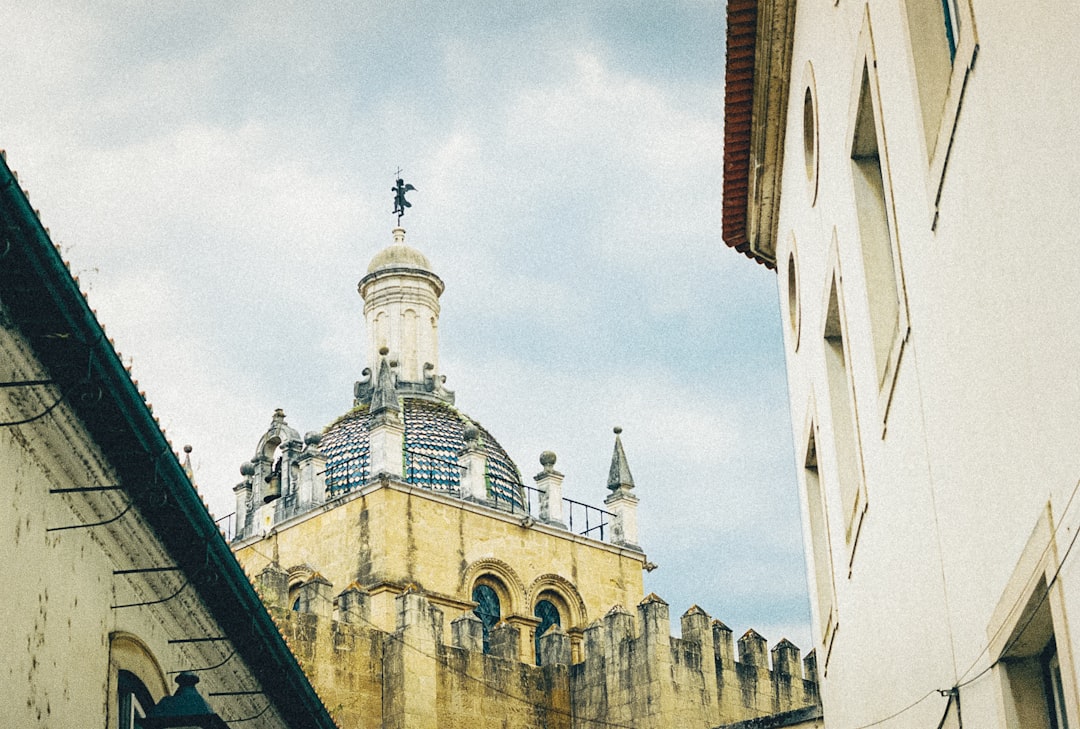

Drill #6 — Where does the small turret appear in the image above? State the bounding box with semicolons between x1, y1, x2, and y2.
358;227;446;389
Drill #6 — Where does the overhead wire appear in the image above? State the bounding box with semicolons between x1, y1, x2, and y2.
837;472;1080;729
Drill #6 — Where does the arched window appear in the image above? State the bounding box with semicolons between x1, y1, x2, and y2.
472;584;501;653
117;670;154;729
533;599;561;665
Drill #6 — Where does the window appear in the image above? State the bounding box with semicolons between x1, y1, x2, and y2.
472;584;501;654
534;599;562;665
849;26;908;426
117;670;153;729
109;633;167;729
803;422;838;667
1000;579;1072;729
902;0;977;216
823;264;867;558
785;235;802;351
989;506;1078;729
803;63;820;206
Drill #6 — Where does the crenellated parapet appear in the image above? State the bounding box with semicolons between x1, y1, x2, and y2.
261;581;818;729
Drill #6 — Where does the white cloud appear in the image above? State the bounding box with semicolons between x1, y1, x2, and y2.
0;2;810;649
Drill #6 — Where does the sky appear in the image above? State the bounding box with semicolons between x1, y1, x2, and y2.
1;2;811;650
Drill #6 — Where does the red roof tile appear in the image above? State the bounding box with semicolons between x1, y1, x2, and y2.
722;0;775;269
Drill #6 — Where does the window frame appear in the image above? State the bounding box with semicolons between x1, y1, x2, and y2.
820;235;868;570
987;504;1080;729
901;0;978;226
533;597;563;665
783;232;802;353
846;10;910;433
471;578;507;654
801;403;839;672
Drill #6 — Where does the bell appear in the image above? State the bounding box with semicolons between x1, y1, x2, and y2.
264;471;281;503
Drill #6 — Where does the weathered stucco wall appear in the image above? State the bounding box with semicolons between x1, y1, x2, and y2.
261;578;817;729
0;314;290;727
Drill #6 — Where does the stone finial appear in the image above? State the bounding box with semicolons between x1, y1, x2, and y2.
463;422;480;444
240;461;255;477
459;420;488;502
607;426;635;492
370;350;400;416
535;450;565;527
180;445;195;484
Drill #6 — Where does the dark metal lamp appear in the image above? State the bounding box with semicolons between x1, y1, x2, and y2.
139;672;229;729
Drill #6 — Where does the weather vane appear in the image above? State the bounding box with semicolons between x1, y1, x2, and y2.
392;171;416;224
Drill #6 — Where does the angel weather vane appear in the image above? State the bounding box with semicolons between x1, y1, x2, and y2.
392;175;416;223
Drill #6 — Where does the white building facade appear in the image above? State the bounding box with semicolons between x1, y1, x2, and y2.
723;1;1080;728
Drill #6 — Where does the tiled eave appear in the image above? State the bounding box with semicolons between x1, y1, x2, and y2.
721;0;797;270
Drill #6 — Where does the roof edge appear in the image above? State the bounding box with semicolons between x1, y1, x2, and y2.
721;0;797;270
0;153;339;729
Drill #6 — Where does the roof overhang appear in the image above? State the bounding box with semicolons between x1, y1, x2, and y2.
0;152;338;729
721;0;797;269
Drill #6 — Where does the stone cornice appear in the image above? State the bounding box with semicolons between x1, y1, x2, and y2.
235;475;650;564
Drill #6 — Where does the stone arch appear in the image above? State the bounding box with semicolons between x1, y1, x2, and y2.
527;573;587;628
463;558;526;616
285;564;317;611
253;412;302;462
108;632;169;727
285;563;316;587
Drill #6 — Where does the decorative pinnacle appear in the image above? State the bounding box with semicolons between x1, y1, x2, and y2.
607;426;634;492
181;445;195;483
370;350;400;416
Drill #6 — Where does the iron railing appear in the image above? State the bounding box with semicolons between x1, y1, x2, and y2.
232;449;615;544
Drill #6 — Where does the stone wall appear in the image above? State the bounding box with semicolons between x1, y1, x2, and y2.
258;567;818;729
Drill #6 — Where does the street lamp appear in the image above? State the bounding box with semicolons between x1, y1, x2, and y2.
139;672;228;729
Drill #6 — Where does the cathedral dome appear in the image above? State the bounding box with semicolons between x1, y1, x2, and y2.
365;236;432;274
319;397;526;508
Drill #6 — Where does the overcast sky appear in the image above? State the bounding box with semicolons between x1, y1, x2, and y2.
2;2;811;650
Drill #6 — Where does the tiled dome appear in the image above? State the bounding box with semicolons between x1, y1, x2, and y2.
320;397;526;509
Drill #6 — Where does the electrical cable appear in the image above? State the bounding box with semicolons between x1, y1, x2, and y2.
954;473;1080;685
